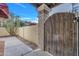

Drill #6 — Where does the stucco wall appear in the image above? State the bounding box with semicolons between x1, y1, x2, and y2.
0;27;10;36
49;4;72;17
17;25;39;45
47;3;79;19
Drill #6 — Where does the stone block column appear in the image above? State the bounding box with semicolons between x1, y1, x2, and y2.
37;4;50;50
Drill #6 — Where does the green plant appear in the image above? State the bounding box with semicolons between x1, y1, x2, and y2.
5;14;21;35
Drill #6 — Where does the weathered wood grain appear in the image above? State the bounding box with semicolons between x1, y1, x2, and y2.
44;13;77;56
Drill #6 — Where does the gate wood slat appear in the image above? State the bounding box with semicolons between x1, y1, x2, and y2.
44;13;77;56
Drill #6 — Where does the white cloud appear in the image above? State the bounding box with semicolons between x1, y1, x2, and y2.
31;17;38;23
15;3;26;8
31;18;38;23
20;17;31;20
20;17;38;23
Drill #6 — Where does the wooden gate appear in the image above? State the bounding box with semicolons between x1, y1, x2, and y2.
44;13;77;56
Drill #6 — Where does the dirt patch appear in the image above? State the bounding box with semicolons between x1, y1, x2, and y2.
0;41;5;56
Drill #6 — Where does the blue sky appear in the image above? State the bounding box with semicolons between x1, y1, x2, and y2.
7;3;38;23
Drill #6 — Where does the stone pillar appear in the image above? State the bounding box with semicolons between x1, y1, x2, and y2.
37;4;50;50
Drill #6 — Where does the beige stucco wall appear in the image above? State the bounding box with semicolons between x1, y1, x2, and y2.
17;25;39;45
0;27;10;36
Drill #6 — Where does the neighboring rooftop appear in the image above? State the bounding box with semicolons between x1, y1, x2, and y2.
0;3;9;18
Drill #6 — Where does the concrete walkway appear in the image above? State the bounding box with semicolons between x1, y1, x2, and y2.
0;36;33;56
25;49;52;56
0;36;51;56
